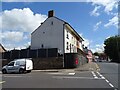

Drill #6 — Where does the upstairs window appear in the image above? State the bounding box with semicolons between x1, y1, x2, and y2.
66;31;69;39
41;44;44;48
66;42;69;50
51;21;53;25
72;37;73;39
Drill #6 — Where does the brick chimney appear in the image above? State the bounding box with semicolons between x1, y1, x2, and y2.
48;10;54;18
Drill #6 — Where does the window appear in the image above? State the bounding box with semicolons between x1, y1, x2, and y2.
66;31;69;39
20;61;25;65
72;45;74;52
66;42;69;50
70;44;71;53
41;44;44;48
8;62;14;66
72;37;73;39
16;61;20;65
51;21;53;25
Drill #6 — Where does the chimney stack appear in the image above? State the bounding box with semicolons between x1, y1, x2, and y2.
48;10;54;18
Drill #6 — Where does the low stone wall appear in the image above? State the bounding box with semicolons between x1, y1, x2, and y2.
2;57;63;70
32;57;63;70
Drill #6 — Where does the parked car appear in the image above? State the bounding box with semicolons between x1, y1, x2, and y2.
2;59;33;74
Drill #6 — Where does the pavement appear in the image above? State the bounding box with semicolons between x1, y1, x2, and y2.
75;62;100;71
33;62;100;72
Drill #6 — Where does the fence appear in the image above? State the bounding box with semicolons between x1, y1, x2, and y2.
2;48;58;59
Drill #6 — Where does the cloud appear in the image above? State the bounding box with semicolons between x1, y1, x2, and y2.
2;31;23;42
90;6;101;16
104;14;118;28
91;44;104;53
1;8;47;50
79;33;93;48
79;33;104;53
3;43;27;50
2;8;47;32
89;0;118;14
93;21;102;31
82;38;93;48
82;38;90;47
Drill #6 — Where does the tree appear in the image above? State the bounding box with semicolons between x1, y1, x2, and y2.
94;52;99;56
104;36;120;63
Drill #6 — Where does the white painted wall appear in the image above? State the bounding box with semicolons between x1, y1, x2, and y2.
31;17;64;54
79;42;83;51
31;17;83;54
64;26;77;53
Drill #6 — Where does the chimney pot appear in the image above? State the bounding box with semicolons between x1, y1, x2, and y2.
48;10;54;18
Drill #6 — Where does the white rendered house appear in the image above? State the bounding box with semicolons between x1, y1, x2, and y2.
31;10;84;55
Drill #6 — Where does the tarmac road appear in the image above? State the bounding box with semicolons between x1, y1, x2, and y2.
1;62;119;90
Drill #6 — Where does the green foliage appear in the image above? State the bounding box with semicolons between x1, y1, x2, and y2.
104;36;120;63
94;52;99;56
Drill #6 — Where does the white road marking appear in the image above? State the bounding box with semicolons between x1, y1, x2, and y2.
91;71;98;79
105;79;109;83
68;73;75;75
0;81;5;84
48;73;64;75
48;72;75;75
53;76;103;80
3;76;23;77
3;75;31;78
109;83;114;87
97;72;103;77
97;72;115;88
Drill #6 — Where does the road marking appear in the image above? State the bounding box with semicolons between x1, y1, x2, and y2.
53;76;103;80
109;83;114;88
105;79;109;83
48;73;64;75
3;76;23;77
48;72;75;75
68;73;75;75
0;81;5;84
97;72;115;88
91;71;98;79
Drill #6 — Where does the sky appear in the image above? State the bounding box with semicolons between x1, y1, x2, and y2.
0;0;119;53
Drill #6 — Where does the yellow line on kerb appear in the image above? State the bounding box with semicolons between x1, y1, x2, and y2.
0;81;5;84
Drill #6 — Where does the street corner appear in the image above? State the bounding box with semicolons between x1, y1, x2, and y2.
94;63;100;71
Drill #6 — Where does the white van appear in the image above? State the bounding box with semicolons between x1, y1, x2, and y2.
2;59;33;74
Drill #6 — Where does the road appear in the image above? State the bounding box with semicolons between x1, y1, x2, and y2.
1;62;119;90
97;62;119;89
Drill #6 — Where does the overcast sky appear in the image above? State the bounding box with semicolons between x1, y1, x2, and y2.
1;0;119;53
